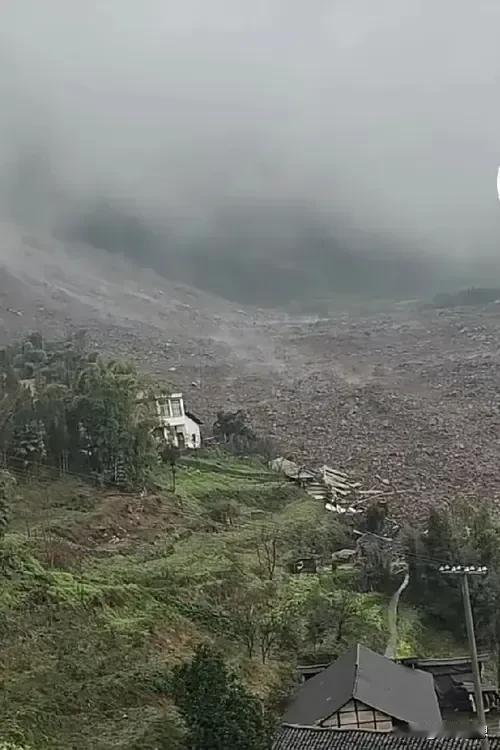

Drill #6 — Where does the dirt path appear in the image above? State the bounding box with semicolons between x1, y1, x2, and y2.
385;571;410;659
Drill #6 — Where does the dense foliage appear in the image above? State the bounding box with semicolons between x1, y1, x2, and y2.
1;446;450;749
405;501;500;680
0;332;158;485
212;410;275;458
172;646;270;750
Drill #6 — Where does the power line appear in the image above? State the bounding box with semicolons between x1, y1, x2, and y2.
359;529;491;570
359;530;470;569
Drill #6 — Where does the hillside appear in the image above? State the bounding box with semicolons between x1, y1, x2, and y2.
4;229;500;526
1;453;464;749
3;329;500;748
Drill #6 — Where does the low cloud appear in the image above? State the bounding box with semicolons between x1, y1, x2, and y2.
1;1;500;301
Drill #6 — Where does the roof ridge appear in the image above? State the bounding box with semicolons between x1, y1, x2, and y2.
353;643;361;695
279;724;386;735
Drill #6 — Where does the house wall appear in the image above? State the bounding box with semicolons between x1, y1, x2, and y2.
321;699;394;732
184;415;202;449
161;415;186;428
154;395;201;449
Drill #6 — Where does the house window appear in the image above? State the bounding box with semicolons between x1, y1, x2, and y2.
192;434;197;446
157;398;169;417
170;399;183;417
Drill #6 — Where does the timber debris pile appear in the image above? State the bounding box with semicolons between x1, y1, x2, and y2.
269;456;392;515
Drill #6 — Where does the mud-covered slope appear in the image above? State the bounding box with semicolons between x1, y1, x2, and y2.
0;222;288;393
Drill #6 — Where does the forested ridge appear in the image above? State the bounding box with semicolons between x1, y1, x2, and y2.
1;334;500;749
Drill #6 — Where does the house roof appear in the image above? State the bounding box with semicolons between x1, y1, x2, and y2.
273;725;499;750
399;655;489;669
297;663;330;678
283;645;441;732
185;410;203;425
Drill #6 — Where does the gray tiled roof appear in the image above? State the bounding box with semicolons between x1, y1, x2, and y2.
283;645;441;732
273;725;499;750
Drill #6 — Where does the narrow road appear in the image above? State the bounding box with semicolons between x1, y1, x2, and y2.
384;570;410;659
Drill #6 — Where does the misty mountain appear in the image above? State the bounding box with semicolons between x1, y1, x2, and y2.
64;198;439;306
2;1;500;308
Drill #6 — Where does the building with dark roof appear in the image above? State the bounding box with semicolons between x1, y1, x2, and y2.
283;645;442;733
297;653;500;715
398;655;500;713
273;725;498;750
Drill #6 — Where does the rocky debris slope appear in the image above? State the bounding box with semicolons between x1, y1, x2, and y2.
3;224;500;522
187;306;500;522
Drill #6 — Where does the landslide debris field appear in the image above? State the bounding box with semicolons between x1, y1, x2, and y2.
2;228;500;519
190;303;500;522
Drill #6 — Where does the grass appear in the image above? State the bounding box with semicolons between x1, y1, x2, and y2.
172;455;280;500
0;455;285;747
0;452;466;748
397;603;466;659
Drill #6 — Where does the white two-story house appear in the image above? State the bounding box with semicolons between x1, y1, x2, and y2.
154;392;202;449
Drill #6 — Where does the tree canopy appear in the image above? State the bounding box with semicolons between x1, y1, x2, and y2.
0;332;159;486
172;645;270;750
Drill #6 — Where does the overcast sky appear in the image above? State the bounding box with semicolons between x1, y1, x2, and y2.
1;0;500;263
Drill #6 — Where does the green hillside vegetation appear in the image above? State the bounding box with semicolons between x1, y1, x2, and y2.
1;333;498;749
1;453;466;749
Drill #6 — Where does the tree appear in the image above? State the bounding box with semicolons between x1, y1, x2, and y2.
161;443;181;492
0;334;161;485
405;501;500;657
364;500;388;535
254;523;279;581
70;359;157;485
301;581;386;662
10;420;46;470
213;411;257;453
357;535;395;592
35;383;70;473
0;369;33;463
230;577;312;663
172;645;270;750
0;470;15;538
279;500;350;563
12;338;48;379
405;508;462;630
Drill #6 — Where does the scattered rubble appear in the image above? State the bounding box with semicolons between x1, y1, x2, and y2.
270;456;387;514
187;304;500;523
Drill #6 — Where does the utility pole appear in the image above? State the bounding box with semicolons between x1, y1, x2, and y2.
439;564;489;749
